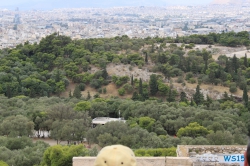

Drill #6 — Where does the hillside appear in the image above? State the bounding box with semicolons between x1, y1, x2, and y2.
60;43;249;100
1;31;250;104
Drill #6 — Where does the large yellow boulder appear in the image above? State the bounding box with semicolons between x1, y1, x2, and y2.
94;145;136;166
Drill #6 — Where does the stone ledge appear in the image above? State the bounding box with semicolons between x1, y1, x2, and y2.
166;157;193;166
136;157;166;166
73;157;192;166
73;157;96;166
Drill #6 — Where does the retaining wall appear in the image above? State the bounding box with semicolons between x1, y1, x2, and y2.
177;145;246;157
73;146;247;166
73;157;193;166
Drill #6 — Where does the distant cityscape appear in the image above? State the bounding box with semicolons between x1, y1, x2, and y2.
1;4;250;49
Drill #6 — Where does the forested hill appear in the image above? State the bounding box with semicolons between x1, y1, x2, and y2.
1;31;250;104
1;31;250;166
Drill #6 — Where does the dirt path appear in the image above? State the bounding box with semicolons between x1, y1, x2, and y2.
32;138;101;150
32;138;68;146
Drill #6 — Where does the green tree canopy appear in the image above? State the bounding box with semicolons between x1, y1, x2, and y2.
0;115;34;137
74;101;91;112
177;122;211;138
41;145;89;166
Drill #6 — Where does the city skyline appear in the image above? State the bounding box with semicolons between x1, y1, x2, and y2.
0;0;213;10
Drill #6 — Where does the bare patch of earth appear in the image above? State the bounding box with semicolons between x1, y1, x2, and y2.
193;44;248;60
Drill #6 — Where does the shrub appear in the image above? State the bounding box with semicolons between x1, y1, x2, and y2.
170;68;183;77
103;80;109;86
113;76;130;87
229;82;237;93
94;93;100;98
134;147;177;157
63;78;70;87
188;78;196;84
214;79;221;86
176;76;184;83
90;79;101;89
103;88;107;94
78;83;85;91
185;72;193;80
179;102;188;107
118;88;125;96
123;83;134;93
222;80;230;87
198;79;202;85
201;75;210;84
98;88;102;94
0;161;8;166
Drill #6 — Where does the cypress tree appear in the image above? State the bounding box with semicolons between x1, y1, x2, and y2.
87;91;91;100
224;58;230;72
149;74;158;95
139;78;143;95
180;91;188;103
102;68;108;79
131;75;134;86
243;86;248;107
244;53;248;68
232;54;239;73
145;52;148;63
202;49;209;73
193;85;204;105
73;85;82;99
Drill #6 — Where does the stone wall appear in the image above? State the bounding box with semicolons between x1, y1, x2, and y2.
177;145;246;157
73;157;193;166
73;146;247;166
177;145;246;166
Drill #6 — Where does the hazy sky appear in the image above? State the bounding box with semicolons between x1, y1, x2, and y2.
0;0;213;10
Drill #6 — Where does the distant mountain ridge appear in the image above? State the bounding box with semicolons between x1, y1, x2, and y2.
0;0;213;11
0;0;169;10
211;0;250;5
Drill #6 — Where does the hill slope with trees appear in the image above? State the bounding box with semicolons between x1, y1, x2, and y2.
1;31;250;165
